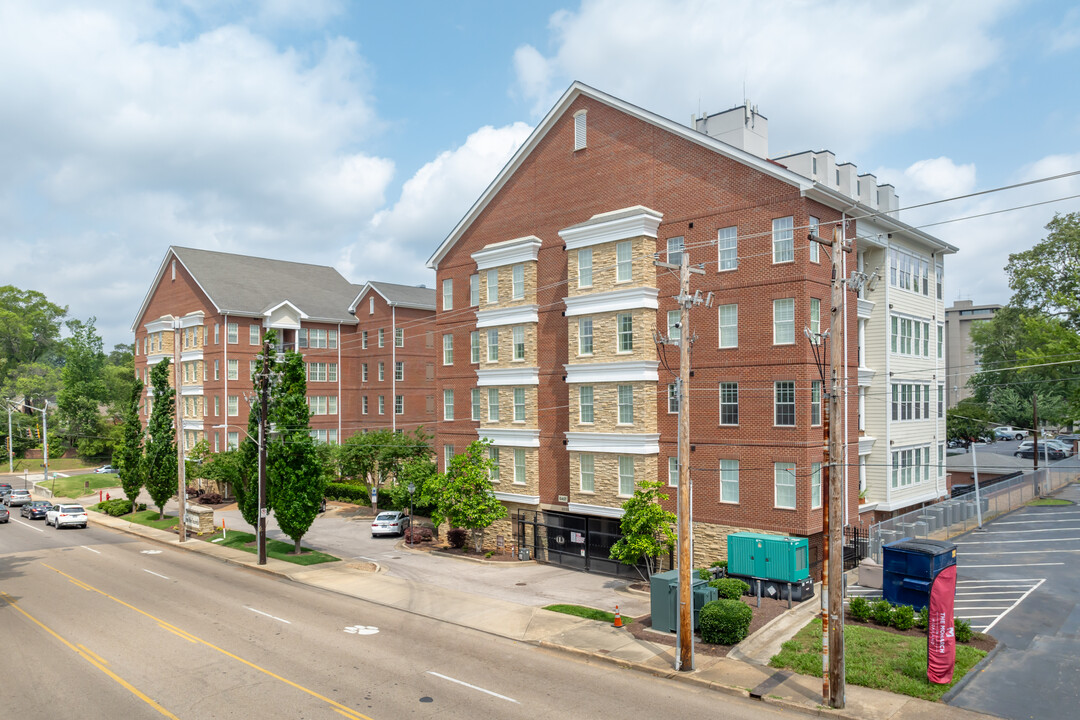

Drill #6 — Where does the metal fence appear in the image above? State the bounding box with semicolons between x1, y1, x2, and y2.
868;456;1080;562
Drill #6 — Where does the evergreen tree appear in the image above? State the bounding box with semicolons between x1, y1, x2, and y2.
115;378;145;511
144;358;177;519
267;350;324;553
234;401;261;528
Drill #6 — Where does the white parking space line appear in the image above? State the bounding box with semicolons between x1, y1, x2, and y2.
984;579;1046;633
957;591;1031;596
13;519;44;532
427;671;519;704
992;519;1080;525
80;546;101;554
960;563;1064;568
246;607;291;624
958;578;1046;583
957;537;1080;544
977;527;1080;534
143;569;169;580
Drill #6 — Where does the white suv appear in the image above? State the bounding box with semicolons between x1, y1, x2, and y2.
46;504;88;529
994;426;1026;441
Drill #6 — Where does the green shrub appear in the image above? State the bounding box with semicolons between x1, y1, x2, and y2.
99;498;134;516
447;528;468;549
848;596;871;622
711;560;728;570
699;599;753;645
915;606;929;630
710;577;751;600
954;617;974;643
891;604;915;631
325;482;367;503
871;599;893;626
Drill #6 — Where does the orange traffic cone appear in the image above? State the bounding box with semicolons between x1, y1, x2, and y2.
613;605;623;628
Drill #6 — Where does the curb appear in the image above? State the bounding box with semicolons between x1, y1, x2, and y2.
940;639;1004;705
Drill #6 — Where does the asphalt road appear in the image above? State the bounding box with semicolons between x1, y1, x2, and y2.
1;518;791;720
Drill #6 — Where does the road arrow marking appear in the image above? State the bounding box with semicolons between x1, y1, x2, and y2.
344;625;379;635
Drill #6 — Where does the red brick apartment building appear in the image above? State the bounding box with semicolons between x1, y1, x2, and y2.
131;247;435;453
426;83;948;574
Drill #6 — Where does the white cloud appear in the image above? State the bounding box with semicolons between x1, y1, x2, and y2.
339;122;534;285
512;0;1014;156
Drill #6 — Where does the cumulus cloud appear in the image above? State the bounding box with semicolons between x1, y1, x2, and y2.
512;0;1014;156
339;122;533;285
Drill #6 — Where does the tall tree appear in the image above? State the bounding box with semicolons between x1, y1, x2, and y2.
115;378;145;511
431;440;506;552
946;399;995;444
103;343;137;412
267;350;324;553
0;286;67;406
609;479;677;580
144;358;177;519
235;400;261;527
1006;212;1080;331
339;427;432;492
57;317;108;455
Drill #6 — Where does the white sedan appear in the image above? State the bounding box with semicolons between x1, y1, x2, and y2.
371;511;410;537
46;504;88;529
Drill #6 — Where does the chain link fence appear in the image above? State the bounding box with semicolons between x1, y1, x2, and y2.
869;456;1080;562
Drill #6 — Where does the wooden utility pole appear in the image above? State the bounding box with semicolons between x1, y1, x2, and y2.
256;339;271;565
1032;392;1040;495
174;320;187;543
826;225;846;707
677;252;693;671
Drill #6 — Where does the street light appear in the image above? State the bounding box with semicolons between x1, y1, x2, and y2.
407;481;415;547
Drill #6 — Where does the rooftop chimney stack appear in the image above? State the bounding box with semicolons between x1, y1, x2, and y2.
692;104;769;158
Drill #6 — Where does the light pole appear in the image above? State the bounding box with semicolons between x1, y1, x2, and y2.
407;481;415;547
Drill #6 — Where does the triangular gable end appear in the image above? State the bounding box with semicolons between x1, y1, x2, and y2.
130;247;223;332
262;300;308;329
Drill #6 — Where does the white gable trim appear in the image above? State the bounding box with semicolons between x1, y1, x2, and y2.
559;206;662;249
131;248;223;332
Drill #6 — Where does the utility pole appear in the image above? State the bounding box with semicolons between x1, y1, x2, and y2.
656;249;706;672
256;338;272;565
1032;392;1040;495
174;319;187;543
7;403;13;473
42;401;49;490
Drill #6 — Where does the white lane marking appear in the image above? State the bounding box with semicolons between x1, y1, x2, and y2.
957;578;1048;583
246;607;291;624
957;591;1029;596
959;550;1080;555
956;537;1080;545
984;579;1046;633
354;556;379;562
344;625;379;635
992;519;1080;525
958;563;1064;568
13;519;44;532
141;550;162;555
977;527;1080;534
427;671;519;704
956;614;1002;619
143;569;170;580
81;545;101;554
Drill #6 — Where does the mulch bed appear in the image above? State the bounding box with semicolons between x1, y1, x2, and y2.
426;545;521;562
842;613;998;653
625;595;798;656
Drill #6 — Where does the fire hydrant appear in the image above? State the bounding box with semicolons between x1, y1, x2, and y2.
106;492;110;501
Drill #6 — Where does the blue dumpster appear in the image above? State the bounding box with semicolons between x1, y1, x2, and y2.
882;538;956;609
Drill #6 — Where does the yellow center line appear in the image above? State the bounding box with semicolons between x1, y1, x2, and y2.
41;564;376;720
77;644;109;666
0;592;177;719
159;624;198;643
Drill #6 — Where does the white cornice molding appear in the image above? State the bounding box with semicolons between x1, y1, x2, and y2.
145;317;175;334
568;502;625;519
179;350;204;363
180;385;204;396
565;432;660;454
873;488;941;512
476;367;540;387
559;206;663;249
564;287;659;317
471;236;542;270
858;367;875;387
179;312;205;328
858;437;876;455
564;361;659;384
477;427;541;448
476;304;539;329
494;491;540;505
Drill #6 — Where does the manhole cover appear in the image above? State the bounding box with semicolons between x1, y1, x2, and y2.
391;556;401;560
515;582;527;586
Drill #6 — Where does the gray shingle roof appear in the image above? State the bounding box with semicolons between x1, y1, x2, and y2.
352;281;435;310
172;246;358;323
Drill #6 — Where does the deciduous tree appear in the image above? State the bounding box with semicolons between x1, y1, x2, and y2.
609;479;676;580
431;440;505;552
57;317;108;456
1006;212;1080;330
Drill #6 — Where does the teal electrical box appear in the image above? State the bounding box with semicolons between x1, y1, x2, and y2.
726;533;810;583
648;569;714;633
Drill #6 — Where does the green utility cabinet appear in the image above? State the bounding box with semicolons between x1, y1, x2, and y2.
648;569;718;633
727;533;810;583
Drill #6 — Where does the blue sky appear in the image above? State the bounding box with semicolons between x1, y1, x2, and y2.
1;0;1078;349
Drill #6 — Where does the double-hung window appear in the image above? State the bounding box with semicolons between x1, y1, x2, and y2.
512;264;524;300
513;388;526;422
487;388;499;422
486;269;498;304
772;216;794;263
718;304;737;348
718;226;737;270
667;384;678;414
617;385;634;424
227;359;238;381
443;389;454;421
470;331;480;363
808;216;820;262
486;329;499;362
618;456;635;496
577;248;593;288
667;310;681;344
775;381;795;426
512;326;525;360
811;463;822;508
719;382;738;425
810;298;821;338
774;462;796;508
442;334;453;365
617;313;633;352
666;236;684;266
489;447;500;481
811;381;822;426
579;454;594;492
578;318;593;355
378;329;385;347
616;240;632;282
442;278;453;310
720;459;739;503
773;299;795;344
249;324;260;345
579;386;594;424
668;456;679;487
513;448;526;484
469;274;479;306
394;361;403;381
227;323;238;344
471;389;483;421
394;328;403;347
378;362;385;381
395;395;403;415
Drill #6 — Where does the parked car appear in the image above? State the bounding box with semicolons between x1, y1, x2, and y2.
1015;446;1066;461
371;511;410;537
1057;433;1080;445
993;426;1026;441
1017;439;1073;456
21;500;51;520
6;489;32;506
46;504;88;529
0;505;8;523
95;465;118;474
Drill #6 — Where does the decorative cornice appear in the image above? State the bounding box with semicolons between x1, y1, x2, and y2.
179;350;204;363
567;502;625;519
564;361;659;384
858;367;876;386
493;491;540;505
857;298;875;319
858;436;875;455
559;206;663;250
477;427;540;448
476;304;539;329
145;317;175;334
471;236;542;270
476;367;540;387
178;312;205;328
564;287;659;317
565;432;660;454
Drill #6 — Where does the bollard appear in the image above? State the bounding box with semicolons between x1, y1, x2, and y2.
99;490;102;503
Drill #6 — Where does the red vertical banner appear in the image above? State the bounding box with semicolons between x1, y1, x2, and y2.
927;564;957;684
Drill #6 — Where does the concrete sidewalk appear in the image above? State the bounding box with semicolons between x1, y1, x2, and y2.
82;509;996;720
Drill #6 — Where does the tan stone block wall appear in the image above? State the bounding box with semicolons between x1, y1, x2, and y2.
568;381;657;433
488;446;539;495
690;521;784;567
567;236;653;297
568;452;657;507
479;322;538;368
566;308;656;363
477;386;538;428
479;260;538;310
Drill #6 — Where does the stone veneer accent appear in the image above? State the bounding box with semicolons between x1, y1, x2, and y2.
477;386;539;428
567;381;657;433
567;308;657;364
567;236;654;296
480;323;538;368
479;261;538;311
691;521;784;568
568;452;657;508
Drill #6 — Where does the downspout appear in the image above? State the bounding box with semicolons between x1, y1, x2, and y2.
391;305;397;432
933;251;942;500
842;212;849;526
337;321;343;443
223;312;229;446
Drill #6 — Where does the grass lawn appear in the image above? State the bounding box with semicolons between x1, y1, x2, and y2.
11;457;102;472
544;604;633;624
90;507;180;532
210;530;339;566
1028;498;1072;506
770;618;986;702
43;474;119;499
